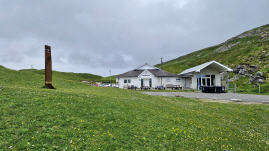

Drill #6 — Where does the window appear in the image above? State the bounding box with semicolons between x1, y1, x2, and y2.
211;75;215;86
202;78;206;86
124;79;131;84
176;78;181;82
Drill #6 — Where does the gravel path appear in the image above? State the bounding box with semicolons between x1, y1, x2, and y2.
143;92;269;104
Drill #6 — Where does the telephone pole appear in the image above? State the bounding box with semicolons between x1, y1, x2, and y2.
161;57;163;64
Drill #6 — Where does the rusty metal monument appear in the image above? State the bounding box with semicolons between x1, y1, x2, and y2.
45;45;55;89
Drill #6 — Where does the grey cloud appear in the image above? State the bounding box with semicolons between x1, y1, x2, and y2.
0;0;269;76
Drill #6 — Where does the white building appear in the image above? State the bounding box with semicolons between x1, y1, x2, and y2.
178;61;233;90
116;63;180;89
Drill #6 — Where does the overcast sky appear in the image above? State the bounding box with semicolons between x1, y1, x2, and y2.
0;0;269;76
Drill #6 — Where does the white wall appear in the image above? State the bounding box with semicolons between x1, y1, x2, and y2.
118;69;180;89
191;76;197;89
187;66;222;89
161;77;180;87
118;77;140;88
180;77;194;89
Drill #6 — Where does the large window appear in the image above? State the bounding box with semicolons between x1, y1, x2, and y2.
197;74;216;87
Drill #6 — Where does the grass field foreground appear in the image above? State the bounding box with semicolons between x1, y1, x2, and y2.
0;66;268;150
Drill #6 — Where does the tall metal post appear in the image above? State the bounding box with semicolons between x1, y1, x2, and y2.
109;69;112;87
197;73;201;91
45;45;55;89
227;71;229;92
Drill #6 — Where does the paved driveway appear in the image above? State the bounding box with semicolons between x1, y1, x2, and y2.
143;92;269;104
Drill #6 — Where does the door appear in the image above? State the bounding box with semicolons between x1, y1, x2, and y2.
144;79;149;87
206;78;210;86
185;78;190;88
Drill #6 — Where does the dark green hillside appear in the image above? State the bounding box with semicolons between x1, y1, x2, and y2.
157;24;269;94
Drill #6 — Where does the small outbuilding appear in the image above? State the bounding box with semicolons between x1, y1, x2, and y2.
178;61;233;90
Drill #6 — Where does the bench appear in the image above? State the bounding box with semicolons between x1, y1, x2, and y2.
166;84;182;90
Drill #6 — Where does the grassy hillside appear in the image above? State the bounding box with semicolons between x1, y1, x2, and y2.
157;24;269;94
0;65;268;150
0;65;116;87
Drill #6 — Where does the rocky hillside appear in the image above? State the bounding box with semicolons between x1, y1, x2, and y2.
157;24;269;93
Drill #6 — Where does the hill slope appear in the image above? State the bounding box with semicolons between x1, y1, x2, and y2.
157;24;269;93
0;63;268;150
0;65;102;88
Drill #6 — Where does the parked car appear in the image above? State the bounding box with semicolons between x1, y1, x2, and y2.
101;83;111;87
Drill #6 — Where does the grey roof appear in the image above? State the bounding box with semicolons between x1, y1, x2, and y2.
117;63;178;78
117;70;144;78
148;69;178;77
117;69;178;78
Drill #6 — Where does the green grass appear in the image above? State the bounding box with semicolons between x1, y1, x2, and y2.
99;76;116;83
0;66;269;150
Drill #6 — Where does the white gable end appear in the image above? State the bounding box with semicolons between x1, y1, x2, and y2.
179;61;233;75
138;70;155;79
136;63;159;70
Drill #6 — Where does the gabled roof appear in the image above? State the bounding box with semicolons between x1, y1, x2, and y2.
117;63;178;78
136;63;159;70
179;61;233;75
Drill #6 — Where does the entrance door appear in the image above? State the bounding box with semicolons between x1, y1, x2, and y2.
141;79;151;87
144;79;150;87
185;78;191;88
